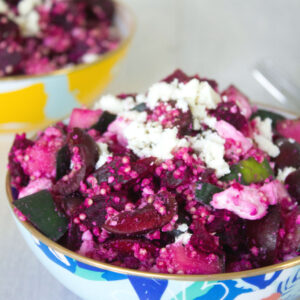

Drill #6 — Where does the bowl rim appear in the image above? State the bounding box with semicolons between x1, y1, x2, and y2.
5;103;300;282
0;0;136;82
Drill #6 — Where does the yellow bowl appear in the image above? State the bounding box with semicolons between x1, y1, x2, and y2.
0;1;135;133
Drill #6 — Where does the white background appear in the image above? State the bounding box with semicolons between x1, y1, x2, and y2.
1;0;300;299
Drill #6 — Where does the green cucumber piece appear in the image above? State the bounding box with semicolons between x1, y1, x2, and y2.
195;182;223;205
250;109;285;128
14;190;68;241
221;157;274;184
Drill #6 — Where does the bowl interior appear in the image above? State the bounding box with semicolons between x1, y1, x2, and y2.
5;104;300;281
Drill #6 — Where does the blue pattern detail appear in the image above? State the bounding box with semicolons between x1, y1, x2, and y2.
195;280;252;300
76;261;127;280
37;240;76;273
77;261;103;272
101;270;128;281
241;270;281;289
128;276;168;300
278;269;300;296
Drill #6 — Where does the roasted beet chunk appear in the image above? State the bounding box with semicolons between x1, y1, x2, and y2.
275;139;300;170
210;102;248;134
206;210;245;251
91;111;116;133
8;134;34;189
103;191;178;234
285;169;300;203
277;118;300;144
0;14;20;41
0;43;22;75
279;206;300;256
56;145;71;181
162;69;218;91
53;128;99;195
68;127;99;175
190;222;222;255
160;160;190;189
101;238;159;269
92;156;154;187
246;206;280;265
162;69;191;83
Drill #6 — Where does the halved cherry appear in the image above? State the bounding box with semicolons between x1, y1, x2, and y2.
103;191;177;234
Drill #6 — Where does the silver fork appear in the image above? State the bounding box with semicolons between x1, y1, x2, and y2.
253;59;300;113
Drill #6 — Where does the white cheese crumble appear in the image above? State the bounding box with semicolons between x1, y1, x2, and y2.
254;117;280;157
175;232;192;245
277;167;296;182
0;0;8;13
3;0;42;36
191;131;230;178
82;53;99;64
177;223;189;232
145;79;220;130
95;142;112;169
94;95;135;114
123;120;188;160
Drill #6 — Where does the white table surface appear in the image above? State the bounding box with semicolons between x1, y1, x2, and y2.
1;0;300;299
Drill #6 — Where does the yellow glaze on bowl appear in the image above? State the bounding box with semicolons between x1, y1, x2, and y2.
0;1;135;133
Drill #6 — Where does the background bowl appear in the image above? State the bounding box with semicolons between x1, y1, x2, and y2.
5;106;300;300
0;2;135;134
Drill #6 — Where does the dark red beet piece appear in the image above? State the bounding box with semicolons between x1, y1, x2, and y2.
101;238;159;269
190;222;222;255
206;209;245;251
103;238;159;258
56;145;71;181
285;169;300;203
53;165;86;196
8;134;34;189
68;127;99;175
103;191;178;234
0;14;20;41
163;69;190;83
68;41;89;63
160;160;190;189
156;243;224;274
92;156;154;187
54;128;99;195
277;118;300;144
73;194;127;231
66;221;83;251
54;195;83;217
162;69;218;91
275;140;300;170
246;206;280;265
279;206;300;256
210;101;249;134
0;44;22;75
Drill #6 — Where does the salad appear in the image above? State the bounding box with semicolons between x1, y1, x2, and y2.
8;70;300;274
0;0;119;76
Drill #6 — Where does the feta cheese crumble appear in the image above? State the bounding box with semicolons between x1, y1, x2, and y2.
145;78;221;130
94;95;135;114
95;142;112;169
191;131;230;178
277;167;296;182
124;120;188;160
175;223;191;245
254;117;280;157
